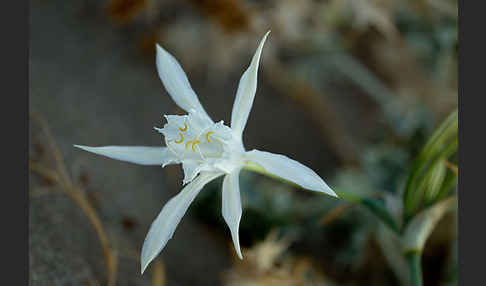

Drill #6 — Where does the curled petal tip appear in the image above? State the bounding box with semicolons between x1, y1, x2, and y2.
230;30;270;137
141;260;149;275
262;31;271;41
74;144;89;151
326;188;339;198
140;252;147;274
155;44;166;55
318;183;338;198
246;150;337;197
237;250;243;260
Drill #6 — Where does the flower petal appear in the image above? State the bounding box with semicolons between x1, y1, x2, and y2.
230;31;270;139
181;161;208;185
156;44;211;120
222;170;243;259
74;145;178;166
141;172;223;274
246;149;337;197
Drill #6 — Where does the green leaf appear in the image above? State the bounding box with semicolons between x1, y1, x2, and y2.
402;196;456;253
403;110;457;219
434;170;458;202
422;161;447;203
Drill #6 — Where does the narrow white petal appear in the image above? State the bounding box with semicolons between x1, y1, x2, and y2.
230;31;270;139
141;172;223;274
156;44;211;121
74;145;177;166
246;149;337;197
222;170;243;259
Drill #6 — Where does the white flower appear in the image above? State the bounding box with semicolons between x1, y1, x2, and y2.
74;31;337;274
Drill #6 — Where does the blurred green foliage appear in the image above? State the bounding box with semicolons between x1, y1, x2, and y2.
403;110;458;219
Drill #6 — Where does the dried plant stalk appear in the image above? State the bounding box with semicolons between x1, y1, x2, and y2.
29;112;118;286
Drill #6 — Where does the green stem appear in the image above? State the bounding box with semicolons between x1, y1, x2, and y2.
406;252;423;286
362;197;401;234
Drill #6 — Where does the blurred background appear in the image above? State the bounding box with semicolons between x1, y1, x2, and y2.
29;0;458;285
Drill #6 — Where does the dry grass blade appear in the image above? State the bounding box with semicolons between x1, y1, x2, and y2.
29;112;118;286
443;160;458;175
68;187;118;286
29;160;60;183
319;202;356;226
30;112;73;187
152;259;166;286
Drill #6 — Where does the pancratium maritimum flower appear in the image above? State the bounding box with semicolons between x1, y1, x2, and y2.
75;31;337;274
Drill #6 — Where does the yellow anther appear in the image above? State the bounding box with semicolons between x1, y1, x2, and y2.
185;140;193;149
179;123;188;132
185;139;200;152
175;133;184;143
206;131;214;142
191;140;201;152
